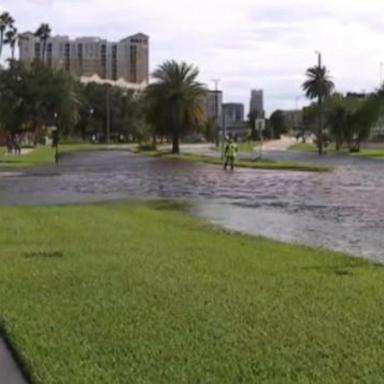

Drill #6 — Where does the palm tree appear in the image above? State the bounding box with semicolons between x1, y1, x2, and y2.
35;23;51;63
145;60;206;154
4;26;18;61
303;65;334;155
0;12;14;58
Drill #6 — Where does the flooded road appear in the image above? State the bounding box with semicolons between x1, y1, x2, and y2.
0;150;383;261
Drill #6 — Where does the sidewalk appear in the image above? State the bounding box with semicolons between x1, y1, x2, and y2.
0;337;27;384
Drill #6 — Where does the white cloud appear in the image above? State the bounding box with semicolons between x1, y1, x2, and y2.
1;0;384;114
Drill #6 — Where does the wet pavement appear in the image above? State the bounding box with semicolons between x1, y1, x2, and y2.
0;150;383;261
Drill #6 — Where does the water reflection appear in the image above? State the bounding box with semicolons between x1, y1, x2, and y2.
0;150;383;260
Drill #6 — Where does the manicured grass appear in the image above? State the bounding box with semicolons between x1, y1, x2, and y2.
0;144;127;168
236;141;259;153
289;143;384;158
133;148;332;172
353;148;384;158
289;143;319;153
0;202;383;383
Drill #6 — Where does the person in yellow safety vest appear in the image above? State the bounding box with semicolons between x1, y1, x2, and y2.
224;138;238;171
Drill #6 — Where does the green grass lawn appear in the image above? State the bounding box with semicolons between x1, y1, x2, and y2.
289;142;384;158
236;141;259;153
1;202;384;383
133;148;332;172
0;144;127;168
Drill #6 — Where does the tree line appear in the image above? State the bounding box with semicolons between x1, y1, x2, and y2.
302;62;384;154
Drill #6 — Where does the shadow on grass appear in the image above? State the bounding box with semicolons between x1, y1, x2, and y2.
303;261;383;276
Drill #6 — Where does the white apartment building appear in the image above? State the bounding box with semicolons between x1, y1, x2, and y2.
19;33;149;84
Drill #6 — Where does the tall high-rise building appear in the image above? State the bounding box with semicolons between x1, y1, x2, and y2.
202;90;223;127
19;32;149;84
250;89;264;118
223;103;244;125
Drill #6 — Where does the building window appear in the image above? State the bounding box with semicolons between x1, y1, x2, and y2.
130;45;137;83
101;44;107;79
78;44;83;73
64;43;70;71
112;45;117;80
47;43;52;67
34;42;41;60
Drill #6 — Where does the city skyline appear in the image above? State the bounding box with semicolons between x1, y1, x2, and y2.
2;0;384;115
19;33;149;84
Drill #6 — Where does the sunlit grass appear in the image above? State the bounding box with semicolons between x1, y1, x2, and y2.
0;144;128;168
289;143;384;158
0;202;383;383
133;147;332;172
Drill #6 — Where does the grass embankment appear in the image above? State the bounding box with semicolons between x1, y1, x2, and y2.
0;202;383;383
236;141;259;153
290;142;384;158
133;148;332;172
0;144;126;168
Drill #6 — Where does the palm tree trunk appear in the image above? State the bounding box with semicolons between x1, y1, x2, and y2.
0;32;3;58
317;97;323;155
172;134;180;154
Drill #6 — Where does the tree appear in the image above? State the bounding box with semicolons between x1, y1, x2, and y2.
145;60;206;153
303;65;334;155
324;93;348;151
35;23;51;63
345;95;381;152
269;110;287;139
0;12;14;58
4;25;17;61
0;62;81;142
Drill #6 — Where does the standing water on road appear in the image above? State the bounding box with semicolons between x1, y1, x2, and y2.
0;150;383;261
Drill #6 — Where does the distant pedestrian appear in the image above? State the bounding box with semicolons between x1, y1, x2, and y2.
224;137;238;171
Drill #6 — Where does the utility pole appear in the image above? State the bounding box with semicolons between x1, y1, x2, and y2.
211;79;220;148
380;62;383;86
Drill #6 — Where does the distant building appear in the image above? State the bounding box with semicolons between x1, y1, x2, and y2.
282;110;303;130
223;103;244;125
19;32;149;84
346;92;367;99
250;89;265;118
221;103;247;138
202;90;223;127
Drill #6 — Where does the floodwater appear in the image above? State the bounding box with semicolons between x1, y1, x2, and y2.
0;150;383;261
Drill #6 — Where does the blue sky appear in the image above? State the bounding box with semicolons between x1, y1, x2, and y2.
1;0;384;115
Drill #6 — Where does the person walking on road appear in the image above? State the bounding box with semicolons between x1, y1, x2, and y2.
224;137;238;171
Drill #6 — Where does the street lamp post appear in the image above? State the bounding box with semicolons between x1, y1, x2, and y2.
106;85;111;144
211;79;220;149
53;112;59;164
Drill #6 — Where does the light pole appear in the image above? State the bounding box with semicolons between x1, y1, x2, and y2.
380;62;383;86
106;85;111;144
53;112;59;164
89;108;95;142
211;79;220;148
